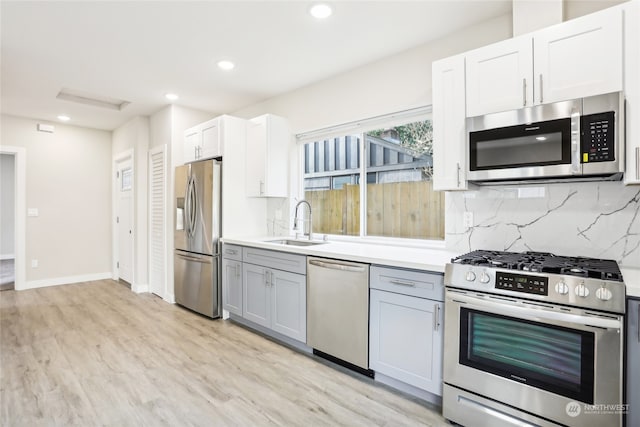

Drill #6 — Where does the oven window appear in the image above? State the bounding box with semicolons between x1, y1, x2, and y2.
460;308;595;403
469;117;571;171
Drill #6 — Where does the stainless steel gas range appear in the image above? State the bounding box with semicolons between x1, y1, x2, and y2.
442;250;626;427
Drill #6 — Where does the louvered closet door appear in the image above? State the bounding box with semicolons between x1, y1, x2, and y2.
149;147;166;297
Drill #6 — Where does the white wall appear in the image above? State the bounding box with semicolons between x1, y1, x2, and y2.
564;0;627;19
112;116;150;290
1;154;15;257
232;13;512;134
1;115;112;285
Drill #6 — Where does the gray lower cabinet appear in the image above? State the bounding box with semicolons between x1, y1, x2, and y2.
369;265;444;396
222;244;243;316
627;298;640;427
241;247;307;343
243;263;270;327
222;258;242;315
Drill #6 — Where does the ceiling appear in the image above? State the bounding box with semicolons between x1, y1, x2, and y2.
1;1;511;131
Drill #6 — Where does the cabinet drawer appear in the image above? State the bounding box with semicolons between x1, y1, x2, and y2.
243;247;306;275
370;265;444;301
222;244;243;261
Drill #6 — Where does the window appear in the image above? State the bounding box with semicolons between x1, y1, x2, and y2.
300;114;444;241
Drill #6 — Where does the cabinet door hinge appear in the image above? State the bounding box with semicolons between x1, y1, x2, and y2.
117;261;119;268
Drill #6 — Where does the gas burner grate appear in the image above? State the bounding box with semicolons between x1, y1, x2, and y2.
451;250;623;281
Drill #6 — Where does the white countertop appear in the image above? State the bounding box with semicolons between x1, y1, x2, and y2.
221;236;460;273
223;236;640;298
622;266;640;298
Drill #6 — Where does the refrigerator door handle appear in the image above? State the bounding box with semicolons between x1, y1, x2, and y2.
188;176;198;238
176;251;210;263
184;176;192;236
192;177;198;237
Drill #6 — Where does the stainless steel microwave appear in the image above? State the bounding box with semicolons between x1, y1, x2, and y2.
467;92;624;184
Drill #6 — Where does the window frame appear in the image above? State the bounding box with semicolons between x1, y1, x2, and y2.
296;107;445;248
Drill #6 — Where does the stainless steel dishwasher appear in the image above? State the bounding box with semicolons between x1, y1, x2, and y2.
306;257;371;375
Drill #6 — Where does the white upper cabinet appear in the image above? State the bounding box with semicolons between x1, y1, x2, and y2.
183;117;222;163
201;120;221;159
246;114;290;197
534;7;622;105
183;130;200;164
465;36;533;117
465;7;623;117
432;54;467;191
623;1;640;185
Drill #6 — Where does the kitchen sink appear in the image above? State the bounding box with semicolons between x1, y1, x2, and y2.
265;238;327;247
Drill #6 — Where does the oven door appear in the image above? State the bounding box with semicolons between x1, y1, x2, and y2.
443;290;623;427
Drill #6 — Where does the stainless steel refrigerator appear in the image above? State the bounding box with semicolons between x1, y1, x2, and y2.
174;159;221;318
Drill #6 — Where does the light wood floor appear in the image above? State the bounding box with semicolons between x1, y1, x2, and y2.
0;279;448;426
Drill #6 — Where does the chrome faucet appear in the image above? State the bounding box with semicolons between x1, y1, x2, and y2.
293;200;313;240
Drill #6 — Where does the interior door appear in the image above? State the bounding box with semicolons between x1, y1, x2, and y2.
116;157;134;284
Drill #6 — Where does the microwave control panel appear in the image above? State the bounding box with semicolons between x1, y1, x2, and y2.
581;111;615;163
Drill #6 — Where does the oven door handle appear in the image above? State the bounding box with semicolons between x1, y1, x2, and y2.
448;294;622;330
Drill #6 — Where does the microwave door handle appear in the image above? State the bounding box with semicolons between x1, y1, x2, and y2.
571;110;581;174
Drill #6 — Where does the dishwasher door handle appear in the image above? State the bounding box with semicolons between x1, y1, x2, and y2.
309;259;366;273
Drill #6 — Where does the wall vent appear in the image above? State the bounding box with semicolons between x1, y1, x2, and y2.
37;124;55;133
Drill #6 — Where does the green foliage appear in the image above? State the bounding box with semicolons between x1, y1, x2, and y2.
368;120;433;157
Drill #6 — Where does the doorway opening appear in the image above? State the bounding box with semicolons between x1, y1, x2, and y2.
1;153;15;291
113;152;134;287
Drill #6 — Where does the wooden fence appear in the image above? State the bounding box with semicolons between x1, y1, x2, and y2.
305;181;444;240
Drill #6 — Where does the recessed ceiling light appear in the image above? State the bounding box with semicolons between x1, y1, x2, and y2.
165;93;179;101
217;60;235;71
57;115;70;122
310;3;332;19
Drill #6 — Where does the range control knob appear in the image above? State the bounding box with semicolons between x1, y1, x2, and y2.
555;281;569;295
596;287;613;301
479;271;491;284
575;283;590;298
465;270;476;282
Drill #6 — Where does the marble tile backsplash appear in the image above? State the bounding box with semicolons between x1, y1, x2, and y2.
445;181;640;268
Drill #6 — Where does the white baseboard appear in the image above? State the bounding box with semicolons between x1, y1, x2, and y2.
131;282;149;294
21;272;112;290
0;254;15;260
163;293;175;304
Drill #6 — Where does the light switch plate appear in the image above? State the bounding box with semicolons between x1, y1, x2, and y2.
31;259;38;268
27;208;39;217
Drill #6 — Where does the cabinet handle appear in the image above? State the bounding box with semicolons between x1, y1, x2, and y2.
390;279;416;287
265;269;271;287
434;304;441;332
522;78;526;106
539;74;543;103
235;264;240;279
259;180;264;195
456;163;461;187
636;147;639;181
225;249;238;255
